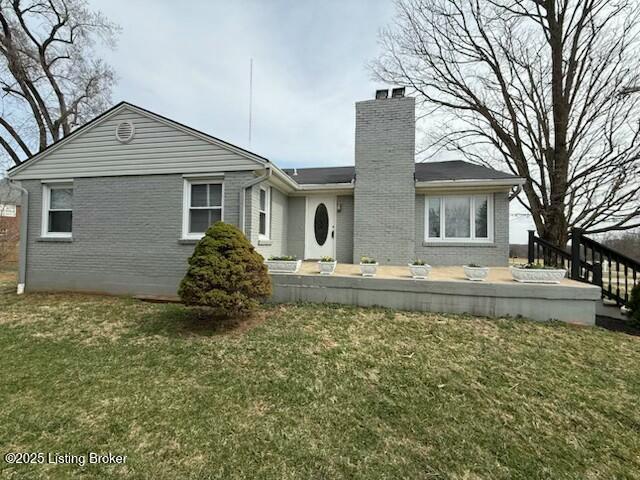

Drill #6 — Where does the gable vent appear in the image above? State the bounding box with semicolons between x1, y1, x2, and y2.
115;121;135;143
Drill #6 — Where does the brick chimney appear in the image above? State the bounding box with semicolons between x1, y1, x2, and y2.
353;89;416;265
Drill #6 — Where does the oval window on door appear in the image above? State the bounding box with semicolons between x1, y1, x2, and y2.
314;203;329;246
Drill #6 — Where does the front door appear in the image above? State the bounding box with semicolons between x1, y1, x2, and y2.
305;196;336;259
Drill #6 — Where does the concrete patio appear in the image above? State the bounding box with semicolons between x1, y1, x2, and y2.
295;262;593;287
269;262;602;325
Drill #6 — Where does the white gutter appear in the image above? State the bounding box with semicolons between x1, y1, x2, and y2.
415;178;525;188
297;182;354;191
240;165;273;234
298;182;353;190
269;164;299;191
9;180;28;294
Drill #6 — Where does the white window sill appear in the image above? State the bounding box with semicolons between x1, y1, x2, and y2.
258;238;273;246
423;241;496;247
38;236;73;243
181;233;205;240
177;238;200;245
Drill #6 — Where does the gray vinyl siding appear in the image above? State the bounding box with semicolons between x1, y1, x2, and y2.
414;191;510;266
22;172;254;296
251;185;288;259
336;195;354;263
286;197;306;259
11;107;261;180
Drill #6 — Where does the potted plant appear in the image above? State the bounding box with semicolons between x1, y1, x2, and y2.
463;263;490;281
408;259;432;279
510;263;567;283
318;256;337;275
265;255;302;274
359;256;378;277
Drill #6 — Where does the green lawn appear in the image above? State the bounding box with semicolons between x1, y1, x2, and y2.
1;271;640;479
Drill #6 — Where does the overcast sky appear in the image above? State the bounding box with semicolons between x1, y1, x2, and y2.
95;1;536;242
92;0;396;168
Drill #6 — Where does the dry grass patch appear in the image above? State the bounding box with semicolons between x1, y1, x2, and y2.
0;283;639;479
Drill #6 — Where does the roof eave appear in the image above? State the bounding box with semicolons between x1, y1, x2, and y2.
269;166;300;193
415;178;525;189
285;182;355;196
298;182;354;190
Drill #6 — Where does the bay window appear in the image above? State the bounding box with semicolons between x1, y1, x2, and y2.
425;194;493;242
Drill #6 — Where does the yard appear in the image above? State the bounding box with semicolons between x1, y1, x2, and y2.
1;269;639;479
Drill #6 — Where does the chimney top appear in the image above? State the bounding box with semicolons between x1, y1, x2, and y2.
391;87;405;98
375;89;389;100
374;88;406;100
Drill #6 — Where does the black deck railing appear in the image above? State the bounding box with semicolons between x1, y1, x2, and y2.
528;228;640;306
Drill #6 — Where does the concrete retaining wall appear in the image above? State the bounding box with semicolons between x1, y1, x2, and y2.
270;274;600;325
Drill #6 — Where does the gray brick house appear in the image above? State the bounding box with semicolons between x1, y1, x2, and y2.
7;89;523;296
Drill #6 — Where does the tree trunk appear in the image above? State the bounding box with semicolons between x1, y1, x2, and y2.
533;3;571;250
540;208;569;249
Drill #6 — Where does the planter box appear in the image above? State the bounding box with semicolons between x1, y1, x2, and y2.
359;263;378;278
408;264;432;280
463;265;489;281
511;266;567;284
265;259;302;274
318;261;337;276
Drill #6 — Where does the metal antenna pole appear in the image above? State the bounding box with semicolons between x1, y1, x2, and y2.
248;58;253;147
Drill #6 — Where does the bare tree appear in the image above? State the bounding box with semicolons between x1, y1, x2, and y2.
601;229;640;261
0;0;118;167
374;0;640;247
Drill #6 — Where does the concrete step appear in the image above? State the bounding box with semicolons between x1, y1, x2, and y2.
596;300;628;321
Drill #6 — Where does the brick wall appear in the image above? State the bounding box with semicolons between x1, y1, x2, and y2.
414;191;510;266
22;172;255;296
250;184;288;259
353;96;416;264
336;195;354;263
286;197;306;259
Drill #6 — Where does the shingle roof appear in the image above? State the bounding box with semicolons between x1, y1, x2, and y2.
414;161;517;181
283;166;355;184
283;160;518;185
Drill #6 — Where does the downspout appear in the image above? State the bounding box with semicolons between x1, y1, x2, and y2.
508;185;522;201
9;180;28;294
240;165;272;235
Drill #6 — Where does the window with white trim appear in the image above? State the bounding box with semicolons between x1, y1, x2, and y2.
42;183;73;237
259;186;271;239
183;180;224;239
425;194;493;242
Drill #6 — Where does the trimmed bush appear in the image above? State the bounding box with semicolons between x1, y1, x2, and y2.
178;222;271;317
629;283;640;326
